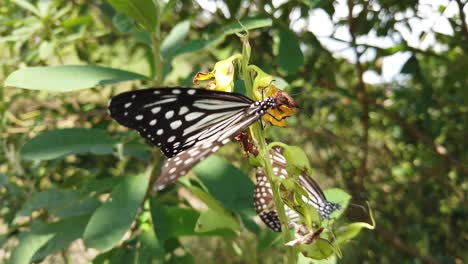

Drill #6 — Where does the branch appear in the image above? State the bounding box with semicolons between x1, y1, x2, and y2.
375;103;468;175
455;0;468;49
376;228;438;264
347;0;370;185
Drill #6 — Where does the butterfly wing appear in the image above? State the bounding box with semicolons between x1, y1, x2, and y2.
254;171;282;232
109;87;253;157
155;105;270;191
254;146;340;232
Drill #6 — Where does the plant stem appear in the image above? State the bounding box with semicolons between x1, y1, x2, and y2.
239;35;296;263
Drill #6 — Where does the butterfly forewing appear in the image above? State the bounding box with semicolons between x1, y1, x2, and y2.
109;87;253;157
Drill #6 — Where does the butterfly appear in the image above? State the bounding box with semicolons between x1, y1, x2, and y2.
254;146;340;232
108;87;298;191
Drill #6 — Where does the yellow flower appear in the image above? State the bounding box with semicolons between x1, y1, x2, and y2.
193;54;241;92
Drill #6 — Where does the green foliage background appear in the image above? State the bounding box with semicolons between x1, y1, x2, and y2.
0;0;466;263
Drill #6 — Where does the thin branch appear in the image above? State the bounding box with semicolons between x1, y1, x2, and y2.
347;0;370;186
376;228;438;264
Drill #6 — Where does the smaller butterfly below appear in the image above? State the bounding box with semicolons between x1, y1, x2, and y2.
253;146;340;232
108;87;298;191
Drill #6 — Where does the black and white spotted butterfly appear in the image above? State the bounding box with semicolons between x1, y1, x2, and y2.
108;87;298;191
254;146;340;232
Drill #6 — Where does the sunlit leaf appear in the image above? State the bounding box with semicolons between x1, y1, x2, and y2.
161;20;191;58
5;65;148;92
12;0;41;17
222;17;272;35
336;204;375;245
108;0;158;32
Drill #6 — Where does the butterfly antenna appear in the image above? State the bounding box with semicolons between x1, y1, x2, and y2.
348;202;368;212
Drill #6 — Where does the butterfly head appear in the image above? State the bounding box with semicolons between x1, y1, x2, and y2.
274;90;300;109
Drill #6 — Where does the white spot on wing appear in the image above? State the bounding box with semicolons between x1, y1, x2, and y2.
165;111;174;119
179;106;189;115
136;115;143;120
170;120;182;129
151;107;161;114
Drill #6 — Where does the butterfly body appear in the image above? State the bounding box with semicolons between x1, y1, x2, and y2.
109;87;297;191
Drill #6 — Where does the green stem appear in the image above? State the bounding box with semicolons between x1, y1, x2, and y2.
239;35;296;263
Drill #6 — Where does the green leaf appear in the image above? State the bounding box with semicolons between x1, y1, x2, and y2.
167;36;225;59
78;177;124;196
298;239;335;260
108;0;158;32
20;128;117;160
83;172;150;252
138;225;164;262
400;55;419;75
112;13;135;33
323;188;352;219
32;215;92;261
181;183;227;214
14;188;99;222
12;0;41;17
92;244;137;264
5;65;148;92
276;28;304;74
192;156;259;233
9;229;55;264
161;20;191;59
38;41;54;60
0;173;7;186
221;17;272;35
194;208;239;233
150;202;200;242
193;155;255;214
336;205;375;245
274;144;312;176
298;250;337;263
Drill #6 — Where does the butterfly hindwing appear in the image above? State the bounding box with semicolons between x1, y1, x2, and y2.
254;146;340;232
109;87;253;157
254;171;282;232
156;107;271;190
